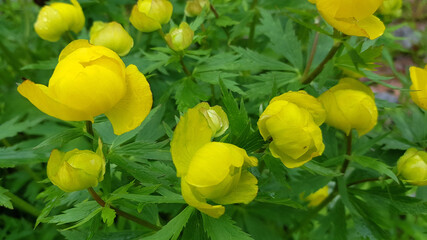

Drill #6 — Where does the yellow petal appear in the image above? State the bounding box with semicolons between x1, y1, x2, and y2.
129;4;162;32
185;142;244;188
316;0;383;20
181;180;225;218
356;15;386;40
17;80;93;121
90;21;134;56
34;5;68;42
212;171;258;205
170;103;213;177
319;89;352;135
410;66;427;110
105;64;153;135
333;78;375;99
270;91;326;125
58;39;92;61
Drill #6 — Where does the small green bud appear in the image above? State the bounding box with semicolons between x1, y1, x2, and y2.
185;0;210;17
165;22;194;52
397;148;427;186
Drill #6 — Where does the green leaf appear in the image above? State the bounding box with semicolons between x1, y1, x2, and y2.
49;201;101;225
143;207;194;240
301;161;342;177
101;205;116;227
175;78;209;112
351;156;399;183
0;115;44;139
202;214;254;240
20;59;56;70
215;16;239;27
111;193;185;204
0;186;13;209
0;148;47;168
33;128;85;150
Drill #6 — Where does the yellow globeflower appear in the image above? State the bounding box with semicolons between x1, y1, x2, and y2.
397;148;427;186
17;40;152;135
185;0;210;17
409;65;427;110
171;103;258;218
130;0;173;32
258;91;325;168
165;22;194;52
47;141;105;192
90;21;134;56
309;0;385;40
319;78;378;136
304;186;329;207
34;0;85;42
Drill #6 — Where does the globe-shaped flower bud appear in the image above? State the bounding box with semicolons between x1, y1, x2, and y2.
195;102;229;137
380;0;402;17
258;91;325;168
47;142;105;192
319;78;378;137
409;65;427;110
34;0;85;42
129;0;173;33
90;21;134;56
308;0;385;40
165;22;194;52
17;40;152;135
305;186;329;207
397;148;427;186
171;103;258;218
185;0;210;17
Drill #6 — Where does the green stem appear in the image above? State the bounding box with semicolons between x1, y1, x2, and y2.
64;31;75;43
301;41;342;85
85;121;94;138
87;188;160;231
302;32;320;79
180;55;192;76
340;131;352;174
248;0;259;48
210;4;220;19
157;29;166;40
4;191;40;217
347;177;382;187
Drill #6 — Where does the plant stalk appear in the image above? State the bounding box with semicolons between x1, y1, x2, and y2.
302;32;320;79
4;191;41;217
87;187;160;230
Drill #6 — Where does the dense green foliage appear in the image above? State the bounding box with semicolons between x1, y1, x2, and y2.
1;0;427;239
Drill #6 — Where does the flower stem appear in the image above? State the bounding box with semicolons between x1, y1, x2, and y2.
180;55;192;76
4;191;40;217
87;187;160;230
340;131;352;174
302;32;320;79
248;0;259;48
85;121;94;137
301;41;342;85
210;4;220;19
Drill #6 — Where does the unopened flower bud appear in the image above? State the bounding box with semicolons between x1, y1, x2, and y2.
130;0;173;32
397;148;427;186
165;22;194;52
90;21;134;56
47;141;105;192
196;102;229;137
185;0;210;17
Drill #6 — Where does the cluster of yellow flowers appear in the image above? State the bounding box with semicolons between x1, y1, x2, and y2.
18;0;427;219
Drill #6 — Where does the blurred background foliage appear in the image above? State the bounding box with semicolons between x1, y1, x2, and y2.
0;0;427;239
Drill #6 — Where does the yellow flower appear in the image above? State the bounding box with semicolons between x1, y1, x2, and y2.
195;102;229;137
397;148;427;186
89;21;134;56
171;103;258;218
305;186;329;207
258;91;325;168
47;140;105;192
129;0;173;32
380;0;402;17
309;0;385;40
165;22;194;52
34;0;85;42
17;40;152;135
185;0;210;17
319;78;378;136
409;65;427;110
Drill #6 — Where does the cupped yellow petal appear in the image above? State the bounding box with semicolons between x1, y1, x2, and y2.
270;91;326;125
34;6;69;42
141;0;173;24
17;80;93;121
305;185;329;207
51;0;84;33
212;171;258;205
181;180;225;218
316;0;383;20
410;66;427;110
185;142;245;188
105;64;153;135
129;4;162;32
319;89;352;135
58;39;92;61
170;105;213;177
